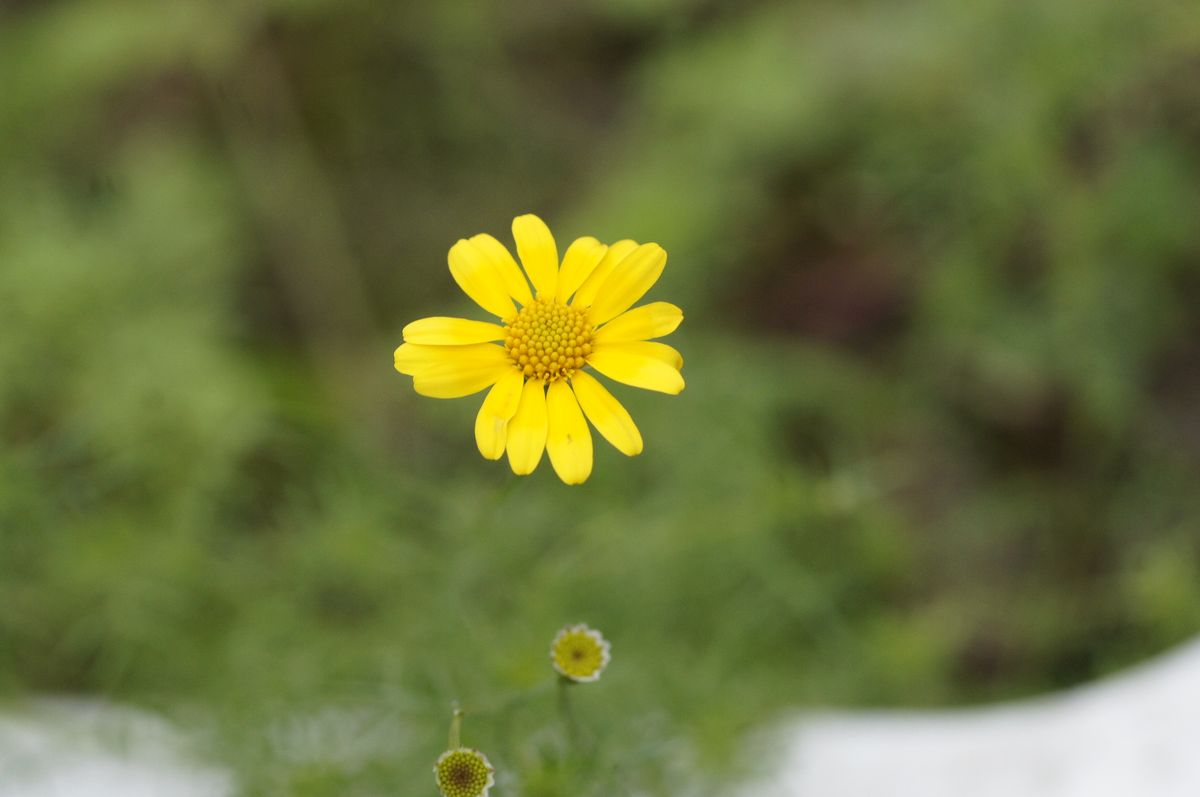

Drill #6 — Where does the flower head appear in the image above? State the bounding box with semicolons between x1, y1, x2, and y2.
434;748;495;797
551;623;611;683
394;214;684;484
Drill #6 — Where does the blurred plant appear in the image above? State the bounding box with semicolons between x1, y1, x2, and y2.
432;624;614;795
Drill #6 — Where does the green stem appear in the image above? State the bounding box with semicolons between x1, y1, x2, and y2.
448;704;463;749
556;677;579;751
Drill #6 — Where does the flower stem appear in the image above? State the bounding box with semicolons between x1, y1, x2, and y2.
448;703;464;749
556;676;579;750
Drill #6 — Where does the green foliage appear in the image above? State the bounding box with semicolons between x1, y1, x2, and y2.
3;0;1200;794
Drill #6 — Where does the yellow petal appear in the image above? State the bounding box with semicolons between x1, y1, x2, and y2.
587;341;684;395
403;316;506;345
394;342;431;375
638;340;684;369
556;237;607;303
512;214;558;299
572;239;637;308
506;378;548;475
413;360;513;398
546;381;593;484
469;234;534;306
474;369;524;460
570;371;642;456
587;243;667;326
394;342;507;376
448;239;515;319
593;302;683;344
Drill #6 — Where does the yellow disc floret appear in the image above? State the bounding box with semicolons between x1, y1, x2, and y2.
503;298;593;382
550;624;611;683
434;748;495;797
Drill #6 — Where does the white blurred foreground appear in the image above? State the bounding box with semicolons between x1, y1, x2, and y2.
2;639;1198;796
744;638;1200;797
0;701;229;797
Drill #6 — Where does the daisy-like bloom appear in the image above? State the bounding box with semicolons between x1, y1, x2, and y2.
434;748;495;797
550;623;611;683
394;213;684;485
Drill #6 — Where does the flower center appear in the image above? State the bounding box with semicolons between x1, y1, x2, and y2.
449;763;475;787
503;298;592;382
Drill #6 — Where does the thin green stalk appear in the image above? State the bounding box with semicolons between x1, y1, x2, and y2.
447;704;463;749
556;676;579;751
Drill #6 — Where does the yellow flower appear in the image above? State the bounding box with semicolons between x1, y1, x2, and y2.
550;623;611;683
434;748;495;797
394;213;684;484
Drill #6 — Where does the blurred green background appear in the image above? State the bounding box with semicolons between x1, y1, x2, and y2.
3;0;1200;794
